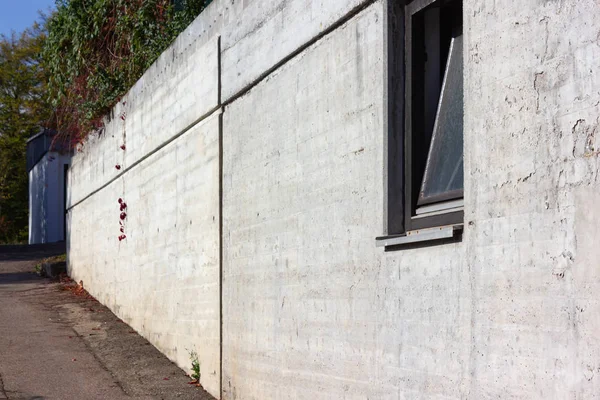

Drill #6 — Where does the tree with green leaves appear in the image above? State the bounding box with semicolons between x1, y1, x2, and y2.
0;23;51;243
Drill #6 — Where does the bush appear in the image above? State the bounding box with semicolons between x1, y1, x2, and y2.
43;0;211;146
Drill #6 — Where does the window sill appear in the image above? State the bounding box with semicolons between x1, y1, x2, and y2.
376;224;463;249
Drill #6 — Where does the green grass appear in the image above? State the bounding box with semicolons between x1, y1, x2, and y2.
189;350;201;382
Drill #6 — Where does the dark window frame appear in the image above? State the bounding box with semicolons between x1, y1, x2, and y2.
384;0;463;238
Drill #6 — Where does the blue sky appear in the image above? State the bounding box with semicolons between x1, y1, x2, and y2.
0;0;56;37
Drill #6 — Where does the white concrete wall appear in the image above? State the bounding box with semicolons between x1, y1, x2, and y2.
69;113;221;396
222;2;468;398
222;0;600;398
67;30;222;398
68;0;600;398
464;0;600;397
219;0;374;101
29;152;70;244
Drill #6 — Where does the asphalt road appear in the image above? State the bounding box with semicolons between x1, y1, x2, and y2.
0;243;214;400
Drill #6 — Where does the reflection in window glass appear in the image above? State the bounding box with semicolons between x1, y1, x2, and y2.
418;34;463;205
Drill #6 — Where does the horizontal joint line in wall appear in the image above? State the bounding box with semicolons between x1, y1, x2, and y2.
67;105;223;212
221;0;378;108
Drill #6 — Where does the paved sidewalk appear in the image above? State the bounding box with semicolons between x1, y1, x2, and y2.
0;244;215;400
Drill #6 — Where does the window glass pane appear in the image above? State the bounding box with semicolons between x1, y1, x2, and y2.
418;34;463;205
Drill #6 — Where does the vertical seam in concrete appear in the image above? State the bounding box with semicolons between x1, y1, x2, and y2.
217;35;222;110
217;34;224;400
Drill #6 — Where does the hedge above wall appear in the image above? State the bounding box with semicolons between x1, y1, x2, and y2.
42;0;211;147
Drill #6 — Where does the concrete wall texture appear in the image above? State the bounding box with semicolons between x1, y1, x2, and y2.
29;152;70;244
67;0;600;399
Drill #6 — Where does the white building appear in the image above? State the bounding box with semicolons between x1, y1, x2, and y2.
27;129;71;244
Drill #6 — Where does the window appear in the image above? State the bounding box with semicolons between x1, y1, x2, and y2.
379;0;463;247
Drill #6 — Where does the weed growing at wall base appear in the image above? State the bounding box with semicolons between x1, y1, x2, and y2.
188;350;201;385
